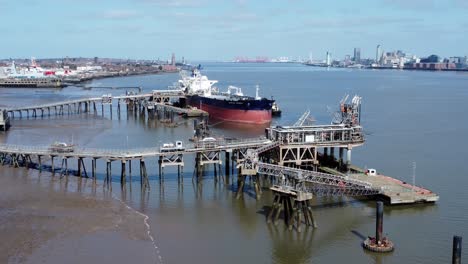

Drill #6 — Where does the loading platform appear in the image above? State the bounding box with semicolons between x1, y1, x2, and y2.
319;165;439;204
349;173;439;204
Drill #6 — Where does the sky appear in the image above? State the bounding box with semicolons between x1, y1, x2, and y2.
0;0;467;61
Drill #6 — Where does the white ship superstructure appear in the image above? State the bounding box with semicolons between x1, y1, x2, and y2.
178;69;218;96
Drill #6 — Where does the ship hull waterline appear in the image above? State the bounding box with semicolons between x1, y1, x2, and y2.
186;95;273;125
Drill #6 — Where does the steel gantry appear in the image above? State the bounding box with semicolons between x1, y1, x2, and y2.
257;162;379;196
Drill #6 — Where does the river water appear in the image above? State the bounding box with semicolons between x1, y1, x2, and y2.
0;63;467;263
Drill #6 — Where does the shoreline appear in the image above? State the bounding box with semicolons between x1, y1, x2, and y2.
0;166;161;263
64;69;179;85
302;63;468;72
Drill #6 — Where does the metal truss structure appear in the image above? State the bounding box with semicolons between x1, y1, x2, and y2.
266;124;364;147
159;153;184;168
257;162;380;197
198;151;222;166
293;110;311;127
279;145;317;166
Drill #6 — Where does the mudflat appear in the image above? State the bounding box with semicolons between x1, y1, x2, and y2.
0;166;160;264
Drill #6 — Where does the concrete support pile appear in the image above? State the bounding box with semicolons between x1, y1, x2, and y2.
267;187;317;232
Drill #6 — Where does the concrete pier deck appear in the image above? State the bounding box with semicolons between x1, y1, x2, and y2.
348;172;439;205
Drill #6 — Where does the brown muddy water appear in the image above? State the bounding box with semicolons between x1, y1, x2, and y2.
1;63;468;263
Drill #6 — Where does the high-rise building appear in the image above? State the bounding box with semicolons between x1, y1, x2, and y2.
326;52;331;66
376;45;381;64
353;48;361;63
171;53;176;66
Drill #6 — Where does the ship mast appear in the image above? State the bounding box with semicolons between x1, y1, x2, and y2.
255;85;261;100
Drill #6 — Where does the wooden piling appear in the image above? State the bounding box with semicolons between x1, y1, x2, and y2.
214;163;218;182
38;155;42;171
51;156;54;173
129;159;132;174
140;159;149;188
92;158;96;178
63;158;68;176
273;196;283;225
121;160;126;185
306;200;318;228
106;160;111;185
81;158;88;178
158;156;162;179
78;157;82;177
453;236;462;264
267;194;280;223
225;152;230;180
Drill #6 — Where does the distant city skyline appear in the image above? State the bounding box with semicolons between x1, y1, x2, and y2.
0;0;467;60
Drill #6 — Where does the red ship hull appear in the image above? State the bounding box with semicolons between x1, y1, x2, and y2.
191;102;272;124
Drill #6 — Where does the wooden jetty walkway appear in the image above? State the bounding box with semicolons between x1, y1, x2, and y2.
3;90;206;120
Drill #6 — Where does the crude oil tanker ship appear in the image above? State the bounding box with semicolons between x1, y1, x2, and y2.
178;70;273;124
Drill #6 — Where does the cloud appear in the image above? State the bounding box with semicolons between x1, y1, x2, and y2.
102;10;140;20
160;10;259;30
453;0;468;8
234;0;248;6
140;0;208;7
60;24;146;38
303;17;422;29
382;0;436;10
383;0;468;10
264;16;424;37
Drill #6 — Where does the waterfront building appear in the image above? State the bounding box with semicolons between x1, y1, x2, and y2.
375;50;414;68
405;62;456;70
326;52;331;66
449;56;468;68
459;56;468;68
420;55;440;63
344;55;351;64
376;45;381;65
171;53;176;66
353;48;361;63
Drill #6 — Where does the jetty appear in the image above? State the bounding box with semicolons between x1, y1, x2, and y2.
3;89;206;122
349;172;439;204
0;91;439;231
